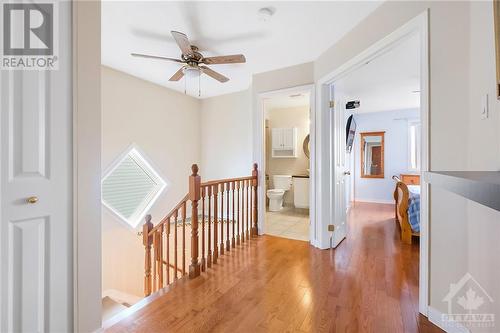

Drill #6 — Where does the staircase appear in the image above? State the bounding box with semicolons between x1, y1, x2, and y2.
142;163;259;296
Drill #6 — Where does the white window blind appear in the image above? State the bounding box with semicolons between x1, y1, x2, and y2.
102;147;166;228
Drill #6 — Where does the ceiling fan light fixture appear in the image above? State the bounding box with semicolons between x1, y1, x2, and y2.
183;67;201;79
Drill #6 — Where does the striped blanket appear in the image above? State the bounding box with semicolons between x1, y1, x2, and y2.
407;185;420;233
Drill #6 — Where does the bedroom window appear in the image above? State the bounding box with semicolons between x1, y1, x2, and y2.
408;121;421;172
102;146;166;228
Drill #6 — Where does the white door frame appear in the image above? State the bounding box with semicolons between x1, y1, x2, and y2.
315;11;430;316
73;1;102;332
256;84;317;245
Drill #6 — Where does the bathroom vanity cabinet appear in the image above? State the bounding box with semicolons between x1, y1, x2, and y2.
293;176;309;208
271;128;297;158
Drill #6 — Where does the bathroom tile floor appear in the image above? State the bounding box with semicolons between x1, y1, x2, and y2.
264;206;309;241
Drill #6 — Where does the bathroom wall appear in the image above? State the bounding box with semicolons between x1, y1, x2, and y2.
349;108;419;203
265;105;310;205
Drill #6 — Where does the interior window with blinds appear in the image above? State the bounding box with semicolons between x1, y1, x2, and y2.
102;147;166;228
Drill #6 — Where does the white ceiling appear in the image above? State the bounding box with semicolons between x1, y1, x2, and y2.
335;33;420;114
101;1;382;98
263;91;310;110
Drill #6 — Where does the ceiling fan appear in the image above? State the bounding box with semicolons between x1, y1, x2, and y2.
131;31;246;83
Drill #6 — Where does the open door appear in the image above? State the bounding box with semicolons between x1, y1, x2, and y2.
330;84;348;247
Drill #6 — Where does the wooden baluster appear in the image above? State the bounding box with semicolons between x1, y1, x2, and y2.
252;163;259;236
220;183;224;255
182;201;186;276
152;230;158;292
143;215;153;296
166;217;170;285
158;225;164;288
201;186;206;272
213;184;218;263
207;185;212;268
189;164;201;278
245;180;251;239
236;180;240;245
249;185;254;238
241;180;246;243
174;210;178;281
226;182;230;251
231;181;236;248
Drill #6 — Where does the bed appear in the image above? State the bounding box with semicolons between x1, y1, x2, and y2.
393;175;420;244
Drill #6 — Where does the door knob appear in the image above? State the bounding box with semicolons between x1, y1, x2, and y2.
343;171;351;176
26;196;38;204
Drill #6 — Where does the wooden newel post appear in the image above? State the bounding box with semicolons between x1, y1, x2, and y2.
143;214;154;296
252;163;259;236
189;164;201;278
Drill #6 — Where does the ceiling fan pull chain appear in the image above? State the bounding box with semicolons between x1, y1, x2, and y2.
198;71;201;97
184;75;186;95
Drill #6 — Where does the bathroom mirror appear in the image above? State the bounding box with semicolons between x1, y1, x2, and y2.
360;132;385;178
303;134;310;158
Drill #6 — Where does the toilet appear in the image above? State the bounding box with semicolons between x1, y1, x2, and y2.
266;175;292;211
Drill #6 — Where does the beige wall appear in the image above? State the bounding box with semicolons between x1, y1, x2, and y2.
200;89;253;180
101;66;201;297
466;1;500;329
265;106;310;205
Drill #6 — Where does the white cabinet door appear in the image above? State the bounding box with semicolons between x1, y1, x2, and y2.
271;128;283;150
282;128;295;150
0;3;73;332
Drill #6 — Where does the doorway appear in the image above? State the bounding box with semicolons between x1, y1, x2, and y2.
316;12;429;315
257;85;315;243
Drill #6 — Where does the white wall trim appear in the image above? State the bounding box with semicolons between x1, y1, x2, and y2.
255;84;317;246
427;307;471;333
315;11;430;316
73;1;102;332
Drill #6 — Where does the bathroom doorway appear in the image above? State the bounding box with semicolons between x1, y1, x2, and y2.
262;89;311;241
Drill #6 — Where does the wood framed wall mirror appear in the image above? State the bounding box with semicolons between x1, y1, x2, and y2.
360;132;385;178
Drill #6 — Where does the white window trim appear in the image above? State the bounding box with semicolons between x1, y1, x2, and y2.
101;144;168;229
408;119;421;172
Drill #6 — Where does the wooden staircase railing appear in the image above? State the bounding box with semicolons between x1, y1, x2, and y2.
142;163;259;296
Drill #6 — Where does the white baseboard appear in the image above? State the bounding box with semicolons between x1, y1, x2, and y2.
428;307;471;333
354;198;394;205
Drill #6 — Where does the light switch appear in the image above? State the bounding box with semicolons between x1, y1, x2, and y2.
481;94;489;120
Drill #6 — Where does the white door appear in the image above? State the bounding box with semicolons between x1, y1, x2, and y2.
0;2;73;332
331;84;347;247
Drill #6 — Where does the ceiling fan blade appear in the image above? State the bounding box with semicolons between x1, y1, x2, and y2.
202;54;246;65
200;66;229;83
131;53;184;63
171;31;194;57
169;67;185;81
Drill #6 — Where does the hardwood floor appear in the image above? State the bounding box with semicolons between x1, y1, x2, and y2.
105;202;442;333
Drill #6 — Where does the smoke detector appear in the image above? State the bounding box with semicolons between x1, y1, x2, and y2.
258;7;275;22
